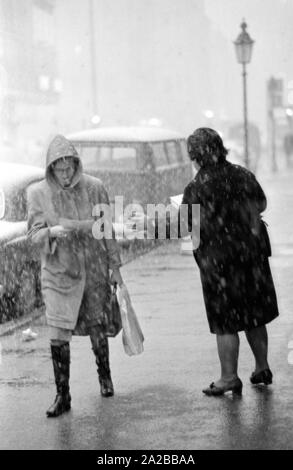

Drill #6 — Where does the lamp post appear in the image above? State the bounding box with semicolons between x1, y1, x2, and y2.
234;20;254;169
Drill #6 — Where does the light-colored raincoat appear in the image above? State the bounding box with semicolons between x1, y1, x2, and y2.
27;135;121;334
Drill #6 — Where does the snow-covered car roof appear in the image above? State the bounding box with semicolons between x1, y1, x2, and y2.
0;162;44;190
0;163;44;223
67;126;185;143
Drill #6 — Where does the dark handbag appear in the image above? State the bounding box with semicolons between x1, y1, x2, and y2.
105;283;122;337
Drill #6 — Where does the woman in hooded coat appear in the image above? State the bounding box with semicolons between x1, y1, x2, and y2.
27;135;125;417
181;128;279;395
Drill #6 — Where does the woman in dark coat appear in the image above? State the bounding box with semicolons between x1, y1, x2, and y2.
182;128;279;396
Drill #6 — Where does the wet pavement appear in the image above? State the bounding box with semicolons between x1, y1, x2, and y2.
1;166;293;450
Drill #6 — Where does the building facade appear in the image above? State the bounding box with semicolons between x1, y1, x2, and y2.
0;0;61;162
1;0;233;165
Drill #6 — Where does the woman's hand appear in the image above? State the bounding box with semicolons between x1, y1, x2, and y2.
49;225;72;238
59;218;80;231
59;218;93;233
110;268;124;287
110;269;131;304
126;213;155;237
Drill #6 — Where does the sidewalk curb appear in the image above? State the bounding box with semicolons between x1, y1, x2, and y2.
0;241;166;338
0;307;45;337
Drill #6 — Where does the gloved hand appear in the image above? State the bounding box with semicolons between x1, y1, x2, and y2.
49;225;72;238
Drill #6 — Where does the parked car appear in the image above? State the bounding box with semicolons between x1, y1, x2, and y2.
67;126;192;207
0;162;44;323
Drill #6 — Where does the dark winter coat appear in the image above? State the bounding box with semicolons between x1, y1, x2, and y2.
27;135;121;334
182;161;279;334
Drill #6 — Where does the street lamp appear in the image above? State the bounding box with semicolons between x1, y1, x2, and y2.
234;20;254;169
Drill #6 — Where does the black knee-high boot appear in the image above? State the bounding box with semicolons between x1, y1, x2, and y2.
91;334;114;397
46;342;71;417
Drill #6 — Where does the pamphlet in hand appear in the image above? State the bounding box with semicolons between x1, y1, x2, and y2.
170;194;183;209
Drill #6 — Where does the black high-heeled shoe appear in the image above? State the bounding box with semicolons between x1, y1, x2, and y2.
250;368;273;385
202;378;243;396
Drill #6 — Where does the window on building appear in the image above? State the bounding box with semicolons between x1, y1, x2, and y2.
0;0;18;33
32;1;55;46
38;75;50;91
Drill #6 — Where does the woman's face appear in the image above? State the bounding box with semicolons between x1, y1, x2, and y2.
53;158;76;188
187;143;203;170
191;159;200;171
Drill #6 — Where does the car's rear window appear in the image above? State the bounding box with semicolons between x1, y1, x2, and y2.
150;143;168;167
77;145;137;171
179;140;189;161
165;141;179;164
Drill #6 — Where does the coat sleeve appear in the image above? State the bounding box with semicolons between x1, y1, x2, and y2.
97;183;122;270
158;181;199;239
245;171;267;213
27;185;55;254
242;170;268;240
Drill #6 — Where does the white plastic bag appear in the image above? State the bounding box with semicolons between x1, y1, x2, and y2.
118;285;144;356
